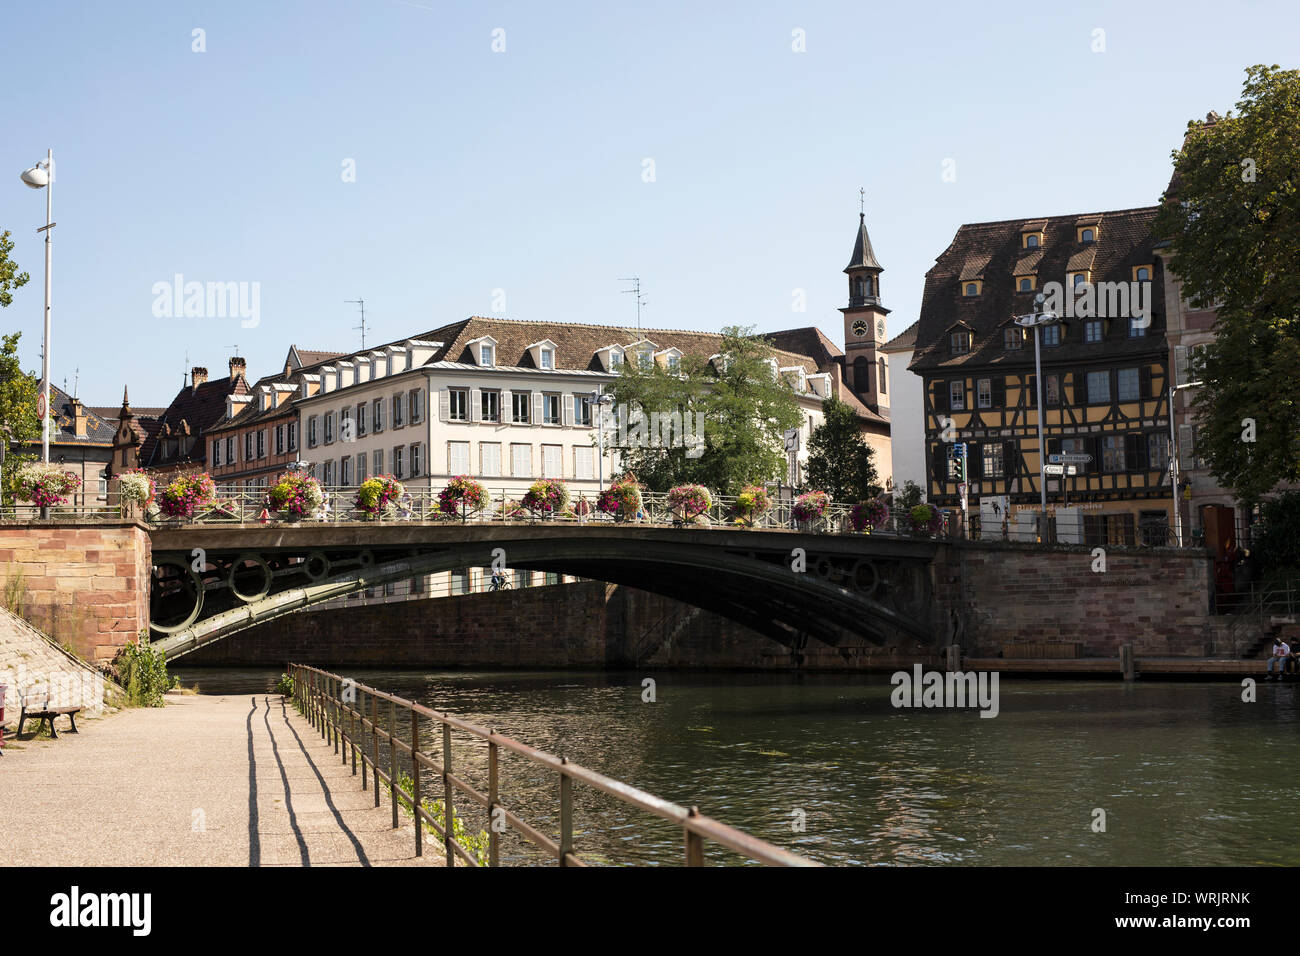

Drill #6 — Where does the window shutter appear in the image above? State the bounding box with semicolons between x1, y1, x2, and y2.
1091;436;1103;472
1139;366;1152;399
469;388;481;423
970;443;983;480
931;380;947;414
1076;370;1088;404
992;377;1006;409
1175;345;1189;387
562;396;574;427
501;390;512;420
930;445;947;486
438;387;449;422
1178;424;1195;469
1003;440;1017;479
1125;433;1145;471
1047;436;1061;457
533;392;544;424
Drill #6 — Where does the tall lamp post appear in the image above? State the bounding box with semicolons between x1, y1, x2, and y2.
593;390;615;493
1168;380;1202;546
20;150;54;464
1014;293;1062;532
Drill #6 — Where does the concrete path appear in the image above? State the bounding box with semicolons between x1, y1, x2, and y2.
0;692;442;867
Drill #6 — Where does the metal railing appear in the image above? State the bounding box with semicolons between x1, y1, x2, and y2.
289;663;819;867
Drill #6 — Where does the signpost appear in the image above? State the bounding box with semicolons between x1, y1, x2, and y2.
1043;464;1078;476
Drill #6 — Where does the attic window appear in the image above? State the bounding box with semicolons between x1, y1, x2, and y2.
610;351;623;367
1017;277;1035;292
1078;226;1098;244
480;343;495;366
963;281;981;296
1133;265;1152;283
1025;233;1040;248
1003;328;1023;350
949;331;972;354
540;348;554;370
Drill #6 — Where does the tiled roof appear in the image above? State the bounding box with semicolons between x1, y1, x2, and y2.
46;386;116;446
145;373;250;468
882;320;919;352
89;405;166;419
909;206;1165;374
762;327;844;366
291;347;347;367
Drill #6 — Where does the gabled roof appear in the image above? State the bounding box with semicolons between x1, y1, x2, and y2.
145;371;250;468
882;320;918;353
44;385;116;446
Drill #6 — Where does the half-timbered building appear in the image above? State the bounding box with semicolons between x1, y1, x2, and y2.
908;207;1175;545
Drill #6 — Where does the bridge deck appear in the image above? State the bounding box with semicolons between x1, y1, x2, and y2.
0;692;440;867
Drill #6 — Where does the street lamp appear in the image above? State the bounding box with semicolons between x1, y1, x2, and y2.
1014;292;1062;531
20;149;54;464
593;390;615;492
1169;380;1202;546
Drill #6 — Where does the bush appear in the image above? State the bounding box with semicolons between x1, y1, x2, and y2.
1254;492;1300;584
275;672;295;697
112;637;176;707
18;464;81;507
394;769;491;866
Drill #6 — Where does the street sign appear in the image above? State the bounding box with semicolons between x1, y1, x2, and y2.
951;443;966;457
36;393;46;419
1044;464;1078;476
1048;453;1092;465
783;428;800;452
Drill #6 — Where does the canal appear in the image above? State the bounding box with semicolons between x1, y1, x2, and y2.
173;668;1300;866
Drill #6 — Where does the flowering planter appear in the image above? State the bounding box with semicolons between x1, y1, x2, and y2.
667;484;712;527
438;476;486;523
849;499;889;534
598;477;643;522
267;472;324;522
522;478;570;520
732;485;772;528
792;491;830;527
157;473;216;520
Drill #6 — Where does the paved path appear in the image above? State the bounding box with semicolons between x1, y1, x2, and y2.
0;692;441;867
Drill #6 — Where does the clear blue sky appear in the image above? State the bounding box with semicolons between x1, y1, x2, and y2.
2;0;1296;406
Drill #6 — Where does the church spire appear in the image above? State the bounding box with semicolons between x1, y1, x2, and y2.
845;210;883;273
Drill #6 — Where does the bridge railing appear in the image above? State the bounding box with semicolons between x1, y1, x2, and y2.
289;663;819;867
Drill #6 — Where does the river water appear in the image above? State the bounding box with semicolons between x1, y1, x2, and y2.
172;667;1300;867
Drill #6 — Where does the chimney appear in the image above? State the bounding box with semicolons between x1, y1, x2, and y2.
229;357;246;382
191;367;209;391
70;398;88;438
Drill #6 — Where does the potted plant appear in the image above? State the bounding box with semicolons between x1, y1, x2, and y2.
908;503;944;536
267;471;324;521
157;473;216;520
438;475;487;522
522;478;570;519
667;484;713;526
597;476;643;522
732;484;772;527
792;490;830;526
116;469;156;517
849;498;890;534
17;464;82;514
355;475;404;519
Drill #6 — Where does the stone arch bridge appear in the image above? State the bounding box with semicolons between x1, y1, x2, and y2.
148;524;941;660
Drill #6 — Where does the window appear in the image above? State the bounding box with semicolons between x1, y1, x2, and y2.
372;398;384;432
212;440;222;466
341;456;352;485
666;354;680;372
256;430;265;458
324;412;335;444
372;449;383;475
323;460;334;485
1046;374;1060;406
392;446;404;478
1087;370;1111;404
480;343;494;366
511;443;531;477
512;391;531;423
543;394;560;424
409;389;423;423
1148;433;1170;474
1135;266;1151;282
1085;320;1103;343
288;423;297;452
983;443;1004;478
1003;328;1022;350
977;378;992;409
609;351;623;368
1025;233;1040;248
950;331;972;354
1128;316;1147;338
411;575;424;594
226;436;236;462
545;572;560;586
879;358;887;395
1072;272;1087;288
949;381;965;411
481;389;500;422
410;443;422;476
574;393;593;426
449;388;468;422
575;445;593;479
542;444;562;478
357;403;367;437
1117;367;1140;402
1080;228;1095;243
449;439;470;476
540;348;554;370
246;432;255;460
1018;277;1033;292
481;442;501;477
1102;434;1125;472
392;394;404;428
964;282;979;296
275;425;284;455
1041;324;1061;347
341;406;352;442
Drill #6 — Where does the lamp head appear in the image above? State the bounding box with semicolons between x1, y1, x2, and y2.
20;165;49;189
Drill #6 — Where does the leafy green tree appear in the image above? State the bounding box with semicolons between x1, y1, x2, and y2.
895;479;925;510
1153;65;1300;503
1252;491;1300;586
804;397;880;502
0;232;37;504
602;326;803;495
0;231;30;307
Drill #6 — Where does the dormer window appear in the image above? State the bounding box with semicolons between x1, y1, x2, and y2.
1070;272;1089;289
540;348;554;369
950;331;972;354
526;339;559;370
1077;225;1099;244
1017;277;1034;292
1025;233;1040;248
480;344;494;366
963;281;981;296
610;351;623;367
1003;327;1023;350
1133;265;1152;283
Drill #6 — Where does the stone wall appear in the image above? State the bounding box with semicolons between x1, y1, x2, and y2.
0;522;151;662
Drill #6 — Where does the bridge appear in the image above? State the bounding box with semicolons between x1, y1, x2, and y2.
149;521;940;660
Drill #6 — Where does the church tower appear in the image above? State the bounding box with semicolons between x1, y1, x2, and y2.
839;203;890;415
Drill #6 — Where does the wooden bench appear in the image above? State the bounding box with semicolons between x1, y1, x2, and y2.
17;685;80;739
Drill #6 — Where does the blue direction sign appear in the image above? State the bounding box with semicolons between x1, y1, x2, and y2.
1048;452;1092;465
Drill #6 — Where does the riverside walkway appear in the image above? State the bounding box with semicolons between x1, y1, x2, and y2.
0;692;439;867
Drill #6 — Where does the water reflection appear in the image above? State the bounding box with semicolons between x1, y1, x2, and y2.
174;668;1300;866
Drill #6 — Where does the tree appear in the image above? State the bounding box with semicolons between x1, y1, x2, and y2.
804;397;880;502
0;232;37;505
0;231;31;307
1153;65;1300;503
1252;491;1300;587
895;479;925;510
602;326;803;495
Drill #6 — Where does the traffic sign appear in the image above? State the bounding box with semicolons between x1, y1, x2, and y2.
1048;453;1092;465
950;443;966;457
1044;464;1078;476
37;393;46;419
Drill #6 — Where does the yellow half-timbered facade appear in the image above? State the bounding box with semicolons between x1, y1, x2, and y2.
909;207;1175;545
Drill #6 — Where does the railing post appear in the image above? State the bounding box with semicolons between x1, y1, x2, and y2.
389;698;399;829
372;693;380;808
360;689;367;791
411;709;422;858
684;806;704;866
332;677;340;754
488;731;500;868
442;721;454;867
559;757;573;866
350;692;357;773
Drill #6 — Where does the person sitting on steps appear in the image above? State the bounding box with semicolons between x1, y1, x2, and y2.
1265;636;1291;680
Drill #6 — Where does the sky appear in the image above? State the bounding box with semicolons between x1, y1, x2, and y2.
1;0;1297;407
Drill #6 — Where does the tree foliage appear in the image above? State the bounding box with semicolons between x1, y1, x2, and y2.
1252;491;1300;585
804;397;879;502
602;326;803;495
0;231;31;308
1153;65;1300;503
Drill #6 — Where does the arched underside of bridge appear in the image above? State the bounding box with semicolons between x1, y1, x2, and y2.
148;525;939;660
